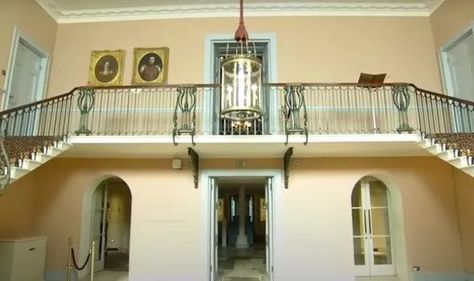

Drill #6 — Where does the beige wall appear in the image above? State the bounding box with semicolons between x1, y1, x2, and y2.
287;157;463;275
431;0;474;49
48;16;441;96
0;0;57;89
0;156;463;280
0;175;36;238
453;169;474;272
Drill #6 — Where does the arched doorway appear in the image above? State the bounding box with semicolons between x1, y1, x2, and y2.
90;177;132;276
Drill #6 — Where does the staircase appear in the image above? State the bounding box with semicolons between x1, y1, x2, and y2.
0;136;72;194
419;133;474;177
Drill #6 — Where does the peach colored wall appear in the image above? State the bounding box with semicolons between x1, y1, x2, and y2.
4;156;458;280
0;176;36;238
48;16;441;97
32;158;202;280
287;157;463;273
431;0;474;49
0;0;57;89
453;169;474;272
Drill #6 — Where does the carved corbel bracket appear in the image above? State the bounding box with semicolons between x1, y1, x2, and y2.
283;147;293;189
188;147;199;189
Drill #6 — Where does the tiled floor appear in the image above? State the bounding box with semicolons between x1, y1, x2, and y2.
79;271;128;281
79;252;129;281
217;246;268;281
79;247;268;281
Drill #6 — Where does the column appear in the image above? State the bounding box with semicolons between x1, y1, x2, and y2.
235;186;249;248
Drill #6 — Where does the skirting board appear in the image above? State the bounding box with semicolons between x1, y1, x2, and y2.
412;272;470;281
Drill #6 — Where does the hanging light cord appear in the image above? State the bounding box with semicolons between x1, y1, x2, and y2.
234;0;249;43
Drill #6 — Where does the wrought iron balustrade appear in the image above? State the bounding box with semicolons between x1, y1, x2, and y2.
0;82;471;151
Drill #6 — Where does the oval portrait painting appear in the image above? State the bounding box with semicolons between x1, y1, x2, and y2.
138;53;163;82
94;55;119;83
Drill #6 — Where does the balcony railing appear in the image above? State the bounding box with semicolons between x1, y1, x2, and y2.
0;83;471;166
1;83;473;139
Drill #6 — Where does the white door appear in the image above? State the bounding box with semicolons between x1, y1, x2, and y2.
352;179;394;276
91;183;107;272
265;177;274;279
209;177;219;281
443;30;474;132
445;31;474;102
7;40;45;109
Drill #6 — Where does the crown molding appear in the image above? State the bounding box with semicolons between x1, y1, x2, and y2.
428;0;446;14
36;1;444;24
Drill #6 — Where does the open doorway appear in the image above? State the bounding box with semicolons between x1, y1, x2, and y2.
4;28;49;110
91;177;131;275
209;176;274;281
440;23;474;102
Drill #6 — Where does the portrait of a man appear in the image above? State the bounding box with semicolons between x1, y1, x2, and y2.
88;50;125;86
138;54;162;82
132;47;169;85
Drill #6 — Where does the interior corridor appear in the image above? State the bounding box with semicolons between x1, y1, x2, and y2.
214;177;271;281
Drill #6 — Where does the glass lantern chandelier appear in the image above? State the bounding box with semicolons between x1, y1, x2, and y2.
221;0;263;122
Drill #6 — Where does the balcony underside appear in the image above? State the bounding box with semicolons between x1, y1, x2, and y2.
62;134;429;158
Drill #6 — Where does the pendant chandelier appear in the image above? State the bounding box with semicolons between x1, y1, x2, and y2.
220;0;263;122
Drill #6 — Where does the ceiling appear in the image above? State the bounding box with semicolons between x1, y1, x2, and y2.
36;0;446;23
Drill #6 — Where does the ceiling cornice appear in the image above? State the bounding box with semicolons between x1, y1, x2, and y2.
36;0;446;24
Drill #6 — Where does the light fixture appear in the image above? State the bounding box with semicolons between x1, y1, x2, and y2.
220;0;263;122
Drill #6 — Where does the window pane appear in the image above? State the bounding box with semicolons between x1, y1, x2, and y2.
352;209;365;236
352;182;362;207
371;208;390;236
369;181;388;207
372;236;392;265
353;237;366;265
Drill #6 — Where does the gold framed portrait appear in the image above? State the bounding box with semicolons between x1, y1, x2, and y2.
88;49;125;86
132;47;169;85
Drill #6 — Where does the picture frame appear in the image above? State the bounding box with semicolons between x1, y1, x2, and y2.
88;49;125;86
132;47;169;85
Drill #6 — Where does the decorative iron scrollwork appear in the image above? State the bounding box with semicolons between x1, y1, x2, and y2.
392;85;414;133
173;87;197;145
75;89;95;135
282;85;308;145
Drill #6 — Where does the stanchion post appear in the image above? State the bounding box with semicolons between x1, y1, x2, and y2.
90;241;96;281
66;237;73;281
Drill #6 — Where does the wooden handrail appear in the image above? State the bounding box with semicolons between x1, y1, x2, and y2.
0;87;79;116
265;82;474;107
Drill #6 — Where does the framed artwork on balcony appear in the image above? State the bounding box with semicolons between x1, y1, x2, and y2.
88;49;125;86
132;47;169;85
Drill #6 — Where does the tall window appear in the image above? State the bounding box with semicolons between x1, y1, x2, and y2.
351;177;395;276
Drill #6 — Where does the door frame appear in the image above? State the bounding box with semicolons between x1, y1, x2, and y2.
353;178;396;277
3;26;50;110
439;21;474;97
91;182;108;272
201;169;281;281
203;33;279;135
79;176;133;280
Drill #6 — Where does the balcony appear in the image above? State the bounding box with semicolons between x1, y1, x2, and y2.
0;82;472;186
